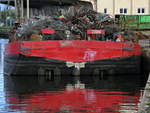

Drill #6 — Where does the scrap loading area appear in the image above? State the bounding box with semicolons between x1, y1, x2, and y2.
1;0;148;76
0;0;150;113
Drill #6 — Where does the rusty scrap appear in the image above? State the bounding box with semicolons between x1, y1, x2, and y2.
10;5;150;43
12;6;118;42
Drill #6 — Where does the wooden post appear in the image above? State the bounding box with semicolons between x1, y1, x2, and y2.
94;0;97;11
15;0;21;19
21;0;24;18
131;0;133;15
27;0;29;19
149;0;150;14
14;0;18;17
113;0;115;17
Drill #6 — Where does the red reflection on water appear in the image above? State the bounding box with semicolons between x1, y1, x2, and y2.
6;89;140;113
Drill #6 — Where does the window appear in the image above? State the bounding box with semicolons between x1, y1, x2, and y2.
138;8;145;14
104;8;107;13
138;8;141;13
120;8;123;13
142;8;145;13
124;8;127;13
120;8;127;14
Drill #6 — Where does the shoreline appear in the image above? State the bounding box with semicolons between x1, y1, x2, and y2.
138;73;150;113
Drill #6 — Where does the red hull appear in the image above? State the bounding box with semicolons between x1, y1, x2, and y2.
5;40;141;62
4;40;141;75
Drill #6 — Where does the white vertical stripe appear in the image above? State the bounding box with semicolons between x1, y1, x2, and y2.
27;0;29;19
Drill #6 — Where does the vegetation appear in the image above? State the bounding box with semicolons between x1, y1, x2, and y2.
147;82;150;113
0;8;16;28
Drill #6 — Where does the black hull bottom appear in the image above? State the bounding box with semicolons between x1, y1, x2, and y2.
4;55;141;76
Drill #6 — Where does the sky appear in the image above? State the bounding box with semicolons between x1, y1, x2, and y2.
0;4;14;11
0;4;6;10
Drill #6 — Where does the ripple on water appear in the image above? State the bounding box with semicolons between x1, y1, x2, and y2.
0;39;148;113
0;39;8;112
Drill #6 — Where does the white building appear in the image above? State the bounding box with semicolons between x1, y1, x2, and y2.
97;0;150;16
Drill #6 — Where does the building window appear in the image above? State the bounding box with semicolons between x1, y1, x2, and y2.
138;8;145;14
124;8;127;13
142;8;145;13
120;8;127;14
120;8;123;13
104;8;107;13
138;8;141;13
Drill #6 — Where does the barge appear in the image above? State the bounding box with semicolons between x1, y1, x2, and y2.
4;37;141;76
4;0;141;76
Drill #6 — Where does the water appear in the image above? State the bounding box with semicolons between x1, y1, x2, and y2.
0;39;8;113
0;39;148;113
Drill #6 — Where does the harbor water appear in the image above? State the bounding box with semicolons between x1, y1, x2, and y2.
0;39;149;113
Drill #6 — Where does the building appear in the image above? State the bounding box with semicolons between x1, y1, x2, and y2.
2;0;150;17
97;0;150;16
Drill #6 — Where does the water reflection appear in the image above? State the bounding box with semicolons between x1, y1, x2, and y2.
0;39;148;113
4;74;147;113
0;39;8;112
0;39;8;71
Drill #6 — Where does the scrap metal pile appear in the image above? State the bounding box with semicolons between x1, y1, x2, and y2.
123;30;150;43
10;6;120;42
